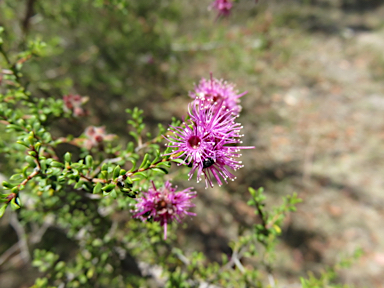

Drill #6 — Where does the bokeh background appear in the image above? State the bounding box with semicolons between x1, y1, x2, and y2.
1;0;384;287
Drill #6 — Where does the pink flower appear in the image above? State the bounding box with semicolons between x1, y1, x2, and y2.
165;99;254;188
133;181;196;240
63;94;88;117
83;126;116;150
189;75;247;116
211;0;233;17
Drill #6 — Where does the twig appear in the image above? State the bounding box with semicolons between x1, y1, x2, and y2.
134;131;171;153
233;252;245;273
0;242;20;266
18;167;40;189
9;212;30;263
221;245;248;272
29;215;53;244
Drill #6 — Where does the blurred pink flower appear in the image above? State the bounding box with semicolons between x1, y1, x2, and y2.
63;94;88;117
83;126;116;150
211;0;233;17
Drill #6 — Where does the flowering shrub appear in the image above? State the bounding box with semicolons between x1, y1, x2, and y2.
0;1;361;287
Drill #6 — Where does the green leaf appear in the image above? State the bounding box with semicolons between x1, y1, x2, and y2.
126;142;134;152
128;160;136;172
34;142;41;151
74;181;85;189
0;205;7;218
101;163;108;171
156;161;171;168
101;183;115;192
151;167;168;174
6;124;23;132
22;166;29;178
10;198;20;210
112;165;121;179
129;131;139;141
132;172;147;179
100;171;108;179
110;189;117;198
55;261;66;271
151;149;160;164
10;174;23;181
93;182;102;194
171;158;185;165
11;187;19;194
85;155;93;168
119;169;127;176
139;154;149;169
16;140;29;148
25;155;36;166
50;161;64;168
2;181;15;189
86;268;94;279
64;152;72;163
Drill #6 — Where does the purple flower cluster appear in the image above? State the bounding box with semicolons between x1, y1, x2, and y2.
133;76;252;239
132;181;196;240
166;76;254;188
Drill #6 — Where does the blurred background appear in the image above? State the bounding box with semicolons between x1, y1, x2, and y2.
1;0;384;287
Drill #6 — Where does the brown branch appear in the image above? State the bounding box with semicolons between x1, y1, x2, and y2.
22;0;37;34
18;167;40;189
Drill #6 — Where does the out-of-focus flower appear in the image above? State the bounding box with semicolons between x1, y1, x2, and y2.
133;181;196;240
189;75;247;115
165;98;254;188
83;126;116;150
63;94;88;117
211;0;233;17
